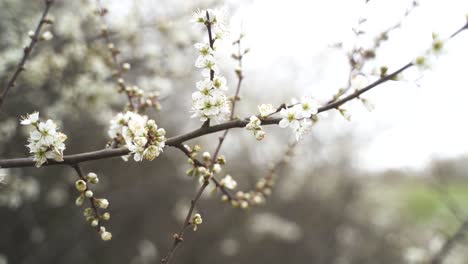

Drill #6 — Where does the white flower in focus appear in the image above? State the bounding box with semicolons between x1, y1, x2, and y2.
220;174;237;190
295;96;318;117
195;42;212;57
279;107;300;129
108;112;166;162
21;113;67;167
258;104;276;117
212;75;228;90
191;8;230;122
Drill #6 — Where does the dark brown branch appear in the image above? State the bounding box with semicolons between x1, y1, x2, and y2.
0;0;55;109
1;23;466;169
161;176;209;263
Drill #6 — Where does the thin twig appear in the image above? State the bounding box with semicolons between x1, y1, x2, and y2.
71;163;103;231
95;0;138;111
0;0;55;109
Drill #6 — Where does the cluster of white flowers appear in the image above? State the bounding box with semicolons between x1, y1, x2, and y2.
108;111;166;162
20;112;67;167
190;9;231;122
245;116;265;141
278;97;319;141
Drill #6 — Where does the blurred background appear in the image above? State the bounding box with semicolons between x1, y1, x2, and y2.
1;0;468;263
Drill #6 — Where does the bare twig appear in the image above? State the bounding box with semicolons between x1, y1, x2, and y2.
0;0;55;109
95;0;138;111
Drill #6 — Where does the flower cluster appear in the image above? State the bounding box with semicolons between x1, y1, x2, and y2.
108;111;166;162
20;112;67;167
74;172;112;241
190;9;231;122
245;116;265;141
277;97;319;141
185;145;226;182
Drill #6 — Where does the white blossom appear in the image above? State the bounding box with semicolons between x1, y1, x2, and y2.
191;8;231;122
279;107;300;129
21;112;67;167
295;96;319;117
108;112;166;162
258;104;276;117
20;112;39;125
220;174;237;190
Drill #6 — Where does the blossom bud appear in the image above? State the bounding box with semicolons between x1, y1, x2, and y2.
193;145;201;152
85;190;94;198
40;31;53;41
202;152;211;161
217;155;226;165
101;231;112;241
156;128;166;136
143;145;160;161
91;219;99;227
102;212;111;221
198;166;207;175
122;62;131;71
75;180;87;192
28;30;35;39
75;194;85;206
240;201;249;209
255;130;266;141
100;227;112;241
95;198;109;209
212;163;222;174
83;207;93;217
87;172;99;184
192;213;203;225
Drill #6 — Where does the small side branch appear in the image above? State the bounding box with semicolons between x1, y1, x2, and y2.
0;0;55;109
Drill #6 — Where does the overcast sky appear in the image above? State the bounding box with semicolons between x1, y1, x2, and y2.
224;0;468;171
111;0;468;172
